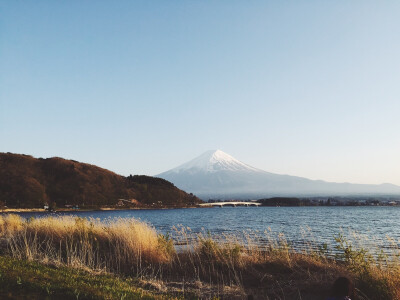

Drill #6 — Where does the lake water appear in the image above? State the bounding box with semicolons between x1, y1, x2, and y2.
7;206;400;254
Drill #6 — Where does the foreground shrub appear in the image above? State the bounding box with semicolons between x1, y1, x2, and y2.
0;215;172;275
334;233;400;299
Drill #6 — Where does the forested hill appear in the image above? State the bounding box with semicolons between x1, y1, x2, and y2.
0;153;201;209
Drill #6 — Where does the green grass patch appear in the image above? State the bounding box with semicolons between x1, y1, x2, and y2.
0;256;173;299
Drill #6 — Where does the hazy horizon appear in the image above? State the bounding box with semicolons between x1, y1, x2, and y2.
1;1;399;185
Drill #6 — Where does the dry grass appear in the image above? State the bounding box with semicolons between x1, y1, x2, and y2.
0;215;172;275
1;214;400;299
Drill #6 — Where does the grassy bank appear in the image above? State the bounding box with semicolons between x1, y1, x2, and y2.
0;214;399;299
0;255;168;299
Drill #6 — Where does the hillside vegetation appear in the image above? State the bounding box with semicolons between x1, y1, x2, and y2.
0;153;201;208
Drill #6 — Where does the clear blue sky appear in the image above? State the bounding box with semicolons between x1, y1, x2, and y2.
1;1;400;185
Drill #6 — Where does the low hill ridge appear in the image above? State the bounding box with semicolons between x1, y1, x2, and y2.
0;153;201;208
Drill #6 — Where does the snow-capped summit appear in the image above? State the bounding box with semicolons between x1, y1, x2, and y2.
157;150;400;200
168;150;261;173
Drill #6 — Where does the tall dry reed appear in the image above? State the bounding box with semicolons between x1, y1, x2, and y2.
0;215;173;275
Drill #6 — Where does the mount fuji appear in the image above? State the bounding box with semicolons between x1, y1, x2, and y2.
157;150;400;200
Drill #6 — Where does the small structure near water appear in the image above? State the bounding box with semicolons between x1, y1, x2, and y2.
199;201;261;207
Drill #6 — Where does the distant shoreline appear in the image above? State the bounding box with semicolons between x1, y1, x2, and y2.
0;206;199;213
2;204;400;213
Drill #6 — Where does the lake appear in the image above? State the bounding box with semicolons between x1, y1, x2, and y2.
7;206;400;254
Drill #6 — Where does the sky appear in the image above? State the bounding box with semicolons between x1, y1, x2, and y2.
1;1;400;185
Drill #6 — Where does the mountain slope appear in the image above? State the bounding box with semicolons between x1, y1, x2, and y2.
157;150;400;199
171;150;261;173
0;153;201;208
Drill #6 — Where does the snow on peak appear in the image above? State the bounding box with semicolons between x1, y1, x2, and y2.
168;150;261;173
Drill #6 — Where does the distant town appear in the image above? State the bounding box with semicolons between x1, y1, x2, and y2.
208;196;400;207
